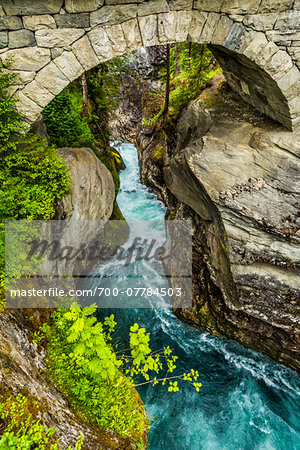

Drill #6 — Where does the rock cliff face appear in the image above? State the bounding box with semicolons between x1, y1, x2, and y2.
109;47;166;142
137;77;300;371
56;147;115;221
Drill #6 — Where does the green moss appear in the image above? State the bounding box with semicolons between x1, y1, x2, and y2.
153;146;164;161
110;202;126;221
93;147;125;199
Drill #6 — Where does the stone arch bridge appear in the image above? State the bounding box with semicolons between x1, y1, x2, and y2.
0;0;299;130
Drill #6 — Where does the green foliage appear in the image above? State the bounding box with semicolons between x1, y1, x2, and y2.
0;60;23;156
94;147;121;194
43;88;94;148
0;394;83;449
143;43;220;123
0;134;70;221
42;304;201;440
0;64;71;306
152;146;164;161
0;135;70;302
41;305;147;441
167;43;220;118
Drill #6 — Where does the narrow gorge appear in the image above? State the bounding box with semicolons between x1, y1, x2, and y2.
0;1;300;448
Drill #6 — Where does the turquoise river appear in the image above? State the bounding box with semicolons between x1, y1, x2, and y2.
93;142;300;450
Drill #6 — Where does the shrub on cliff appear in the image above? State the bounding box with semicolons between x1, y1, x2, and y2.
0;394;83;449
43;88;94;148
0;60;23;156
42;304;201;440
0;62;70;307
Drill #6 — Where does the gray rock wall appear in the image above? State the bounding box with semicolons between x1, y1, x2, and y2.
0;0;299;130
164;79;300;370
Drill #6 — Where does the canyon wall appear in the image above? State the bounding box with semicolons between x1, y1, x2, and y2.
136;76;300;371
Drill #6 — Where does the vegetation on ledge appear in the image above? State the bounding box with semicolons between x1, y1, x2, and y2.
0;62;70;310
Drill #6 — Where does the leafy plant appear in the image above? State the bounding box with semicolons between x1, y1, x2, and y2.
43;88;94;148
0;61;71;307
41;304;201;440
0;394;84;449
0;59;23;156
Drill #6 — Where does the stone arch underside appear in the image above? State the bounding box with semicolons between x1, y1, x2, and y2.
0;2;299;130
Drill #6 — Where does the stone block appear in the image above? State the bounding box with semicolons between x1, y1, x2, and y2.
8;30;35;49
240;80;250;95
237;29;256;52
275;11;300;31
138;0;169;16
35;28;85;48
243;32;272;65
23;15;56;31
174;11;192;42
158;11;177;43
212;15;233;46
22;80;54;108
289;96;300;114
88;27;114;61
0;32;7;48
188;11;208;42
35;61;69;96
90;5;137;27
0;7;5;17
65;0;103;13
295;0;300;9
51;48;64;59
277;65;300;92
54;13;90;28
288;47;300;64
0;16;22;31
243;13;277;31
265;50;293;80
229;15;244;22
258;0;293;13
1;47;51;71
266;30;300;44
11;70;35;85
53;50;83;81
105;24;127;56
121;19;142;52
224;23;246;50
139;15;158;46
72;35;99;70
169;0;193;10
15;90;42;124
221;0;260;14
200;12;220;43
194;0;222;12
3;0;63;15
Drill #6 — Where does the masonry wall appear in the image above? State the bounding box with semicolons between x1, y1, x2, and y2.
0;0;299;129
